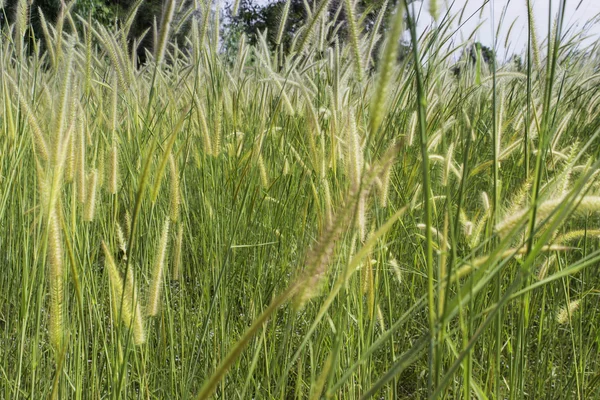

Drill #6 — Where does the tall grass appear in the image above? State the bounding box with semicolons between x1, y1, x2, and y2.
1;0;600;398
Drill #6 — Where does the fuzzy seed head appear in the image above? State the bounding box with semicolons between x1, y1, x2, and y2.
48;208;65;350
172;224;184;281
102;242;146;345
429;0;439;21
84;169;97;222
147;218;170;316
258;154;269;189
116;222;127;261
77;117;86;204
556;300;580;325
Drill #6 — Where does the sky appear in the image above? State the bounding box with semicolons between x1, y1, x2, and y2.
255;0;600;59
412;0;600;59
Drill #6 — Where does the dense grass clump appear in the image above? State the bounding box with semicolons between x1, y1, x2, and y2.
2;0;600;398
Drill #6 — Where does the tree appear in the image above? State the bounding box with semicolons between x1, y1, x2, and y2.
1;0;122;36
469;42;495;66
1;0;167;64
452;42;497;78
224;0;398;51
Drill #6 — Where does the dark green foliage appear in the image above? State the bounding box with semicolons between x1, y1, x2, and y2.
452;41;498;77
224;0;397;51
1;0;120;33
1;0;162;62
470;41;495;66
224;0;305;49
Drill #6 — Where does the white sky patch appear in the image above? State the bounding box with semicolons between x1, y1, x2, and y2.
411;0;600;59
252;0;600;60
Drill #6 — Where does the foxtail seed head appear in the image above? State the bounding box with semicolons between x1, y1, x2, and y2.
147;218;170;317
48;208;65;351
556;300;580;325
172;224;184;281
102;241;146;345
84;169;97;222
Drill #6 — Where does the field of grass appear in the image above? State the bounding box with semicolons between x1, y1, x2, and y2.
2;0;600;398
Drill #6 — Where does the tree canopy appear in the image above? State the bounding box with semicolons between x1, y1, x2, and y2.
224;0;396;50
1;0;434;67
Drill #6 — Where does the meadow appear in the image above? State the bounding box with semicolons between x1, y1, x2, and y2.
2;0;600;398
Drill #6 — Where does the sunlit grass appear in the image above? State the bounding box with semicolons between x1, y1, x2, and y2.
1;0;600;398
